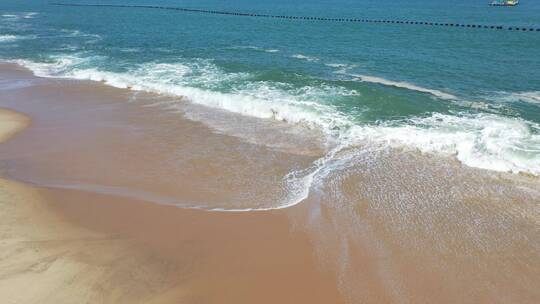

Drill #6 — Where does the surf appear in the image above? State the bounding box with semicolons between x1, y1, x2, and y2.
12;55;540;180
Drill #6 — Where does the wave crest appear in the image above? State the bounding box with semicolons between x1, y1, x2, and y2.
13;55;540;177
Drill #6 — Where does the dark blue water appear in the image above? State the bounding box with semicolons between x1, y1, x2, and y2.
1;0;540;174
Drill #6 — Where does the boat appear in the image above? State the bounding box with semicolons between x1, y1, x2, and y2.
490;0;519;6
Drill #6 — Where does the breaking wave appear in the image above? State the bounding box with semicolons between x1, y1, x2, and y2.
1;12;38;20
495;91;540;105
350;73;457;100
11;54;540;211
0;35;18;42
292;54;320;62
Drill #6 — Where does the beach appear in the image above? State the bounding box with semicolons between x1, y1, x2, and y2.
0;66;343;304
1;63;539;303
1;1;540;302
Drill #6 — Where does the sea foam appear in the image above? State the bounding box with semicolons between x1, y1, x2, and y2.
0;35;18;42
496;91;540;105
347;113;540;175
1;12;38;20
292;54;320;62
350;74;457;100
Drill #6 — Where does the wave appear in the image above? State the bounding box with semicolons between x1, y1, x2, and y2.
0;34;37;43
13;56;353;131
232;45;280;53
495;91;540;105
40;183;296;212
346;113;540;175
329;64;457;100
291;54;320;62
325;63;348;68
1;12;38;20
12;55;540;198
0;35;18;42
59;29;101;38
349;73;457;100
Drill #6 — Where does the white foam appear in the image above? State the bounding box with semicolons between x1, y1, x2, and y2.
233;46;280;53
59;29;102;40
14;57;352;131
0;35;36;43
292;54;320;62
496;91;540;105
23;12;38;19
41;182;302;212
14;56;540;183
14;56;88;77
0;35;18;42
325;63;348;68
118;47;142;53
350;73;457;100
347;113;540;175
326;63;358;75
1;12;37;20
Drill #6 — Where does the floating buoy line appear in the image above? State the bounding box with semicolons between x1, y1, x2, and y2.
50;3;540;32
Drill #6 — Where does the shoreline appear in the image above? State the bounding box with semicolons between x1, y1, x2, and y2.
10;58;540;177
0;107;345;303
1;62;539;303
0;181;345;304
0;66;345;303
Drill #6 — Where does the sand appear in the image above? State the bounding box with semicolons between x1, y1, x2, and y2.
0;108;29;143
0;106;343;303
0;180;344;304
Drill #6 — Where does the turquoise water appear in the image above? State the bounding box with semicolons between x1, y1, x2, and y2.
1;0;540;174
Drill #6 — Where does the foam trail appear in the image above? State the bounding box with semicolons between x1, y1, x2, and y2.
280;142;352;209
326;63;349;68
0;35;18;42
1;12;38;20
497;91;540;105
233;46;280;53
40;182;304;212
13;58;353;133
350;74;457;100
347;113;540;175
292;54;320;62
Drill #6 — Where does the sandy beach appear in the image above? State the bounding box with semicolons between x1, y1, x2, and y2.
0;181;345;304
1;63;539;303
0;83;343;303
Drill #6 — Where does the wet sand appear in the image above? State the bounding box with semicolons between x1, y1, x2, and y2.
0;180;344;303
1;63;539;303
0;108;29;142
0;69;343;303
